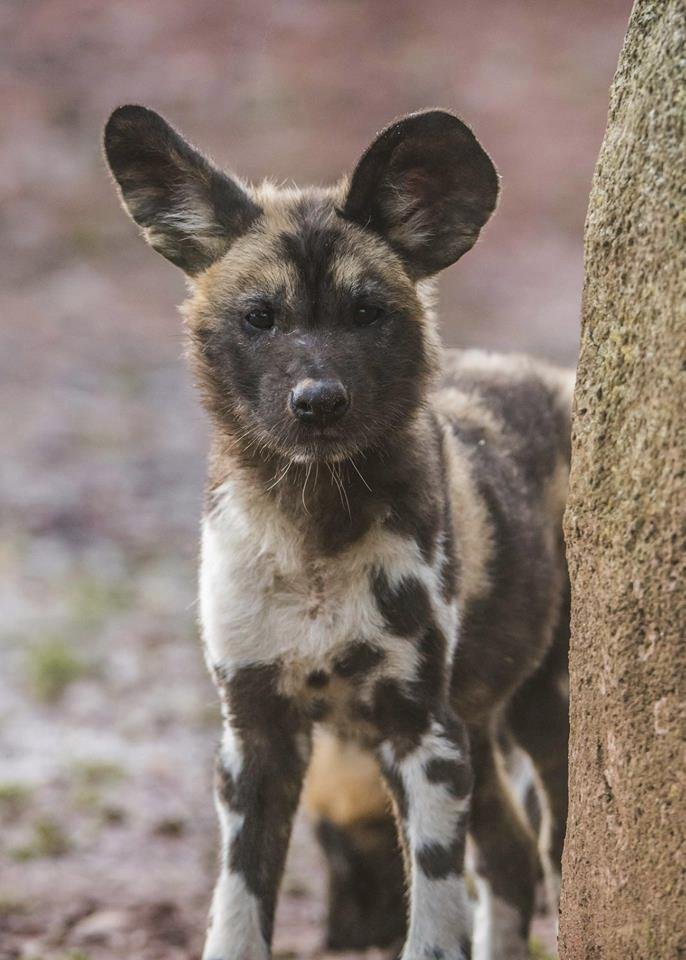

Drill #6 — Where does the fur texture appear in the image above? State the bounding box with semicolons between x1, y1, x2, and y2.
104;104;571;960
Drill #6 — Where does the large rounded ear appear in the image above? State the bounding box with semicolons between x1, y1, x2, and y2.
341;110;499;279
104;105;261;275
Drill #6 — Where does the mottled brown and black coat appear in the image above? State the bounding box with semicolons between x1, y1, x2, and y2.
104;105;571;960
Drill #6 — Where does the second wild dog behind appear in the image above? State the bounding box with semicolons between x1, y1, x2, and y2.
104;105;572;960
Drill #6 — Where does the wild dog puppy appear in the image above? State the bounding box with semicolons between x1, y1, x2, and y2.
104;105;572;960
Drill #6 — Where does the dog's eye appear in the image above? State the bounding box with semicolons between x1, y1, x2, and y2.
354;304;384;327
244;306;274;330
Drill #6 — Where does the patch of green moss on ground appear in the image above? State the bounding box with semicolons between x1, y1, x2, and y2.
67;576;132;627
70;758;126;786
0;782;32;820
25;638;89;703
11;816;72;860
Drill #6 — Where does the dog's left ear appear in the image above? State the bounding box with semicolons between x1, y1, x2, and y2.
342;110;499;279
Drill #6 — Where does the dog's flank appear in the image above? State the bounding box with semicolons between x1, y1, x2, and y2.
104;104;570;960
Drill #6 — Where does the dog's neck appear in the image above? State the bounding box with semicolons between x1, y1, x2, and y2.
207;406;445;557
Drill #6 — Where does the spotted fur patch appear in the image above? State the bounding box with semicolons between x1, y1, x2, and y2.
372;570;432;638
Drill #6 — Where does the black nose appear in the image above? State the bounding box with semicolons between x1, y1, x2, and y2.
289;378;350;425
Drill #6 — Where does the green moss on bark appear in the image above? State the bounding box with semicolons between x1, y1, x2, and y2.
560;2;686;958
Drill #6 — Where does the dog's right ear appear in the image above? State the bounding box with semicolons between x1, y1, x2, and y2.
104;105;260;275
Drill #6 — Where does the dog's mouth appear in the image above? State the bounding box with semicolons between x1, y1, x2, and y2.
234;411;366;466
290;434;357;464
297;420;393;466
286;420;360;462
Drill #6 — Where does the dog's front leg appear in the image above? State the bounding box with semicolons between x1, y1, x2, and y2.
380;713;473;960
203;663;310;960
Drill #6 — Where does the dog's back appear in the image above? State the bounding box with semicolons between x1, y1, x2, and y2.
436;349;572;720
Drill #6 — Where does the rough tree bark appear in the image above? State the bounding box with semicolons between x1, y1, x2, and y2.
559;2;685;958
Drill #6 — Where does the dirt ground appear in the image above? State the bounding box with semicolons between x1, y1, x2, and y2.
1;2;630;958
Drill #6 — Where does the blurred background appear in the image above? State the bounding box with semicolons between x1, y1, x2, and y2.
1;2;630;958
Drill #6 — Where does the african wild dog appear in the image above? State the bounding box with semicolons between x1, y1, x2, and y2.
104;105;572;960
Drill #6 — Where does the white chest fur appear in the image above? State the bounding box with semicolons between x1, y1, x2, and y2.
199;480;458;688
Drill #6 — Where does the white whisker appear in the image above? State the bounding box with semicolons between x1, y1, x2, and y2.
349;456;372;492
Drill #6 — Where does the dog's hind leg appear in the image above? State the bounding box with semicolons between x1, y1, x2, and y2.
303;730;406;951
469;725;540;960
507;626;569;917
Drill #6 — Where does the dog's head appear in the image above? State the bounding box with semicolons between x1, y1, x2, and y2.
104;106;497;463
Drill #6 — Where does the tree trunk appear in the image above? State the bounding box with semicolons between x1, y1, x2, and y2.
559;2;685;958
